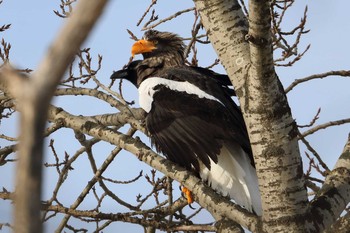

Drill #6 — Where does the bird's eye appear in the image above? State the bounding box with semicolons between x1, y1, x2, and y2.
152;40;158;45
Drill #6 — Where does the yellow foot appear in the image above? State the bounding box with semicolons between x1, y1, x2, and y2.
181;186;194;207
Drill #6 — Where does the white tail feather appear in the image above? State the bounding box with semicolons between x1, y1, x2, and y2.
199;144;262;215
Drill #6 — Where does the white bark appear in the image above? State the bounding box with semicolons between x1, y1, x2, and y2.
193;0;308;232
192;0;350;232
309;134;350;232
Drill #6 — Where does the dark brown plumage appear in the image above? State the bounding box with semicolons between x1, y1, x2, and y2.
111;30;262;214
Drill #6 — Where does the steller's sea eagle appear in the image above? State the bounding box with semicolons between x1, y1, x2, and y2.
111;30;262;215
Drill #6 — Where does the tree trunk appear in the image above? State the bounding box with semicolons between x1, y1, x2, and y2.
193;0;308;232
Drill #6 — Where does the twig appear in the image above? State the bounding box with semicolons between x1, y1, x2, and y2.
298;131;330;173
285;70;350;93
301;118;350;138
91;74;128;105
127;29;138;41
101;171;143;184
184;12;201;59
142;7;195;30
137;0;157;26
297;108;321;128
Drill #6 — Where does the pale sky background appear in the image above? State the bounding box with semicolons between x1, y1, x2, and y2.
0;1;350;232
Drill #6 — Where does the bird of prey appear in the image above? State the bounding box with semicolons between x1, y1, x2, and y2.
111;30;262;215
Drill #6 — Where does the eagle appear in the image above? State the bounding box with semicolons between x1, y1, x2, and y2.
111;30;262;215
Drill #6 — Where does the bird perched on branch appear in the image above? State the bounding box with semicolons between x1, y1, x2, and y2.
111;30;262;215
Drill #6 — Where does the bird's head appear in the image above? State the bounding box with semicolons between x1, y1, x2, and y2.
110;60;141;87
131;30;185;62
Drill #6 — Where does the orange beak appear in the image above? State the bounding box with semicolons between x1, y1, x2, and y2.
131;39;156;57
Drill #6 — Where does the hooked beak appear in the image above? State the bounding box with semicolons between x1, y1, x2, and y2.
131;39;156;57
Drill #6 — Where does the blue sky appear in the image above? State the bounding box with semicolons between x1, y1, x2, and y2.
0;0;350;232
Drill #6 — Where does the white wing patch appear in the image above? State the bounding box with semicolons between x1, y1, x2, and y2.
138;77;223;112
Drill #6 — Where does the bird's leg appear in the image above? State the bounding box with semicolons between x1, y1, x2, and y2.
180;186;195;209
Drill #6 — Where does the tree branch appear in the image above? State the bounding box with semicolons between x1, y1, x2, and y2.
308;133;350;232
192;0;250;93
0;1;109;233
142;7;195;30
194;0;308;231
46;104;260;232
285;70;350;93
324;211;350;233
247;3;307;230
301;118;350;138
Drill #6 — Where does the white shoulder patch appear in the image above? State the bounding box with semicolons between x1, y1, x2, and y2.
138;77;223;112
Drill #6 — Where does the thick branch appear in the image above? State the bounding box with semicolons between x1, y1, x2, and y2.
192;0;250;93
324;211;350;233
55;88;127;111
246;0;307;230
308;133;350;232
0;191;198;232
46;105;260;232
194;0;307;232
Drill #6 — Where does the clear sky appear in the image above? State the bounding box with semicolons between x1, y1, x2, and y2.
0;1;350;232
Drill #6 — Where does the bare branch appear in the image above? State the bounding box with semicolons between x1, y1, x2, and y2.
301;118;350;138
184;12;202;59
53;0;76;18
309;133;350;232
45;103;260;232
285;70;350;93
0;144;16;165
299;131;330;173
297;108;321;128
0;24;11;32
272;3;310;66
142;7;195;30
136;0;157;26
324;211;350;233
42;138;101;222
126;29;139;41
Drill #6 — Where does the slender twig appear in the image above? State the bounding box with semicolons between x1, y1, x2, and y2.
184;17;202;58
301;118;350;138
297;108;321;128
142;7;195;30
285;70;350;93
101;171;143;184
298;131;330;173
137;0;157;26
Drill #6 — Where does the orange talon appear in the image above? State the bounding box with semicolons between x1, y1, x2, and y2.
181;186;193;204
